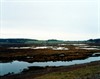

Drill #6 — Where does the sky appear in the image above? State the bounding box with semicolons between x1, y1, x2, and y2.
0;0;100;40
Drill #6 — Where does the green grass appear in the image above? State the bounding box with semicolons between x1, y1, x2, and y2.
35;65;100;79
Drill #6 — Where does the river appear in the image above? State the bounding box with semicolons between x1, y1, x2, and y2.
0;54;100;76
0;56;100;76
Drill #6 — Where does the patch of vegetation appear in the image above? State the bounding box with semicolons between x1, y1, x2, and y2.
36;65;100;79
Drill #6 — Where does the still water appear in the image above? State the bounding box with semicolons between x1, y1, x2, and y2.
0;56;100;76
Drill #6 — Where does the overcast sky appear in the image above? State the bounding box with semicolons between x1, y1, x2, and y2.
0;0;100;40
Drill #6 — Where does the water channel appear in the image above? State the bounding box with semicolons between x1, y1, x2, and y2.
0;54;100;76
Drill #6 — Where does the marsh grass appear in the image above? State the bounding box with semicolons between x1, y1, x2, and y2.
35;65;100;79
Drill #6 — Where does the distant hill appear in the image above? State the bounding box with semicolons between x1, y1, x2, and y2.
0;38;65;46
0;38;100;47
87;38;100;46
0;38;38;44
88;38;100;43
